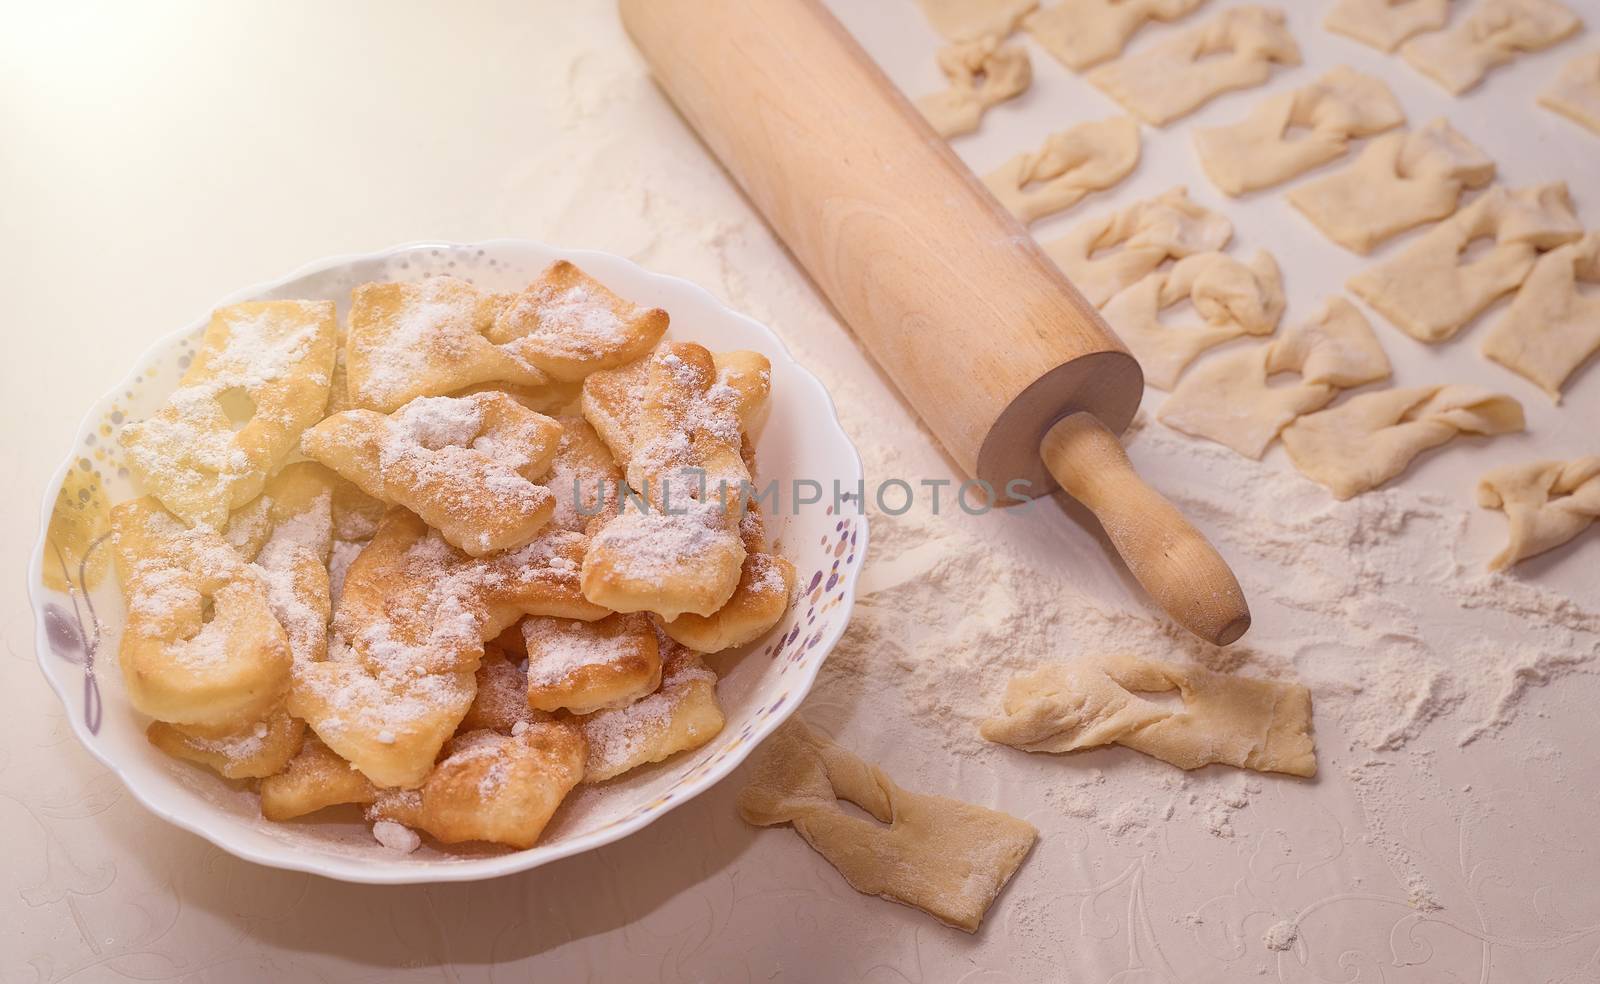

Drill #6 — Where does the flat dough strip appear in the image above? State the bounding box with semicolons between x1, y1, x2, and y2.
981;117;1140;223
1280;385;1525;499
1101;249;1285;389
1402;0;1581;95
738;718;1037;933
915;0;1038;41
1024;0;1206;71
1540;50;1600;136
1325;0;1451;52
1477;457;1600;570
1481;233;1600;399
980;653;1317;777
1288;119;1495;254
1087;6;1301;126
1195;65;1405;197
1347;182;1582;343
1159;297;1391;458
916;37;1031;138
1043;187;1232;307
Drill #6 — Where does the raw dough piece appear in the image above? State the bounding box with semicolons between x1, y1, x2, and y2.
1477;457;1600;569
738;717;1037;933
980;653;1317;777
1402;0;1581;95
1159;297;1391;458
1280;385;1525;499
1481;233;1600;399
1325;0;1452;52
1100;249;1285;389
1194;66;1405;197
916;0;1038;41
981;117;1140;223
1540;50;1600;135
1087;6;1301;126
1024;0;1206;71
916;37;1031;138
1043;187;1233;306
1288;118;1495;254
1347;182;1582;343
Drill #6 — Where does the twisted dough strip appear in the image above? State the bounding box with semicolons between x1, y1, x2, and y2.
1540;50;1600;136
1025;0;1205;71
1043;187;1232;307
1348;182;1582;343
916;37;1031;138
1281;385;1525;500
1403;0;1580;95
739;717;1037;933
1088;6;1301;126
1159;297;1391;459
1478;457;1600;570
1325;0;1451;53
1288;119;1495;255
1194;65;1405;197
980;652;1317;777
1481;233;1600;400
915;0;1037;42
981;117;1140;223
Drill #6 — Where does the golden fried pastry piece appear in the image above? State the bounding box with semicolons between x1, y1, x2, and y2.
292;510;605;787
579;355;650;467
545;415;622;533
302;390;563;556
578;642;724;783
344;277;549;413
581;499;747;620
659;510;795;653
259;735;380;821
111;498;291;728
147;702;305;780
489;260;669;382
368;722;587;849
120;300;337;528
523;613;662;714
629;343;770;500
459;645;542;734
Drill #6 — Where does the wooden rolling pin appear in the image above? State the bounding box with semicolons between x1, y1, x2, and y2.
620;0;1250;645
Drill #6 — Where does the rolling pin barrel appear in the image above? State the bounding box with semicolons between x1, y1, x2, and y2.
621;0;1251;645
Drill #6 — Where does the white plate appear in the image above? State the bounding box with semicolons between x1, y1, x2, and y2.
27;241;867;883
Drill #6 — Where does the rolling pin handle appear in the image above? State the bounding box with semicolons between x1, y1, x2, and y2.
1040;413;1251;646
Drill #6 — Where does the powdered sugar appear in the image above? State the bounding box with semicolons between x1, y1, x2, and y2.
371;819;421;853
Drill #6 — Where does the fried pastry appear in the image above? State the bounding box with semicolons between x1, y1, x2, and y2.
659;510;796;653
578;641;724;782
302;390;562;556
146;701;305;780
292;509;604;787
345;277;549;413
120;300;337;528
488;260;669;382
112;498;291;727
545;415;622;533
459;644;542;734
259;735;380;822
368;722;587;849
524;612;662;714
